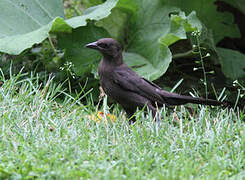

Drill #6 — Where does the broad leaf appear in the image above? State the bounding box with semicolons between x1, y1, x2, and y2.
123;1;177;80
0;0;118;55
65;0;118;28
95;8;129;43
95;0;138;43
160;11;202;46
0;0;64;54
123;43;171;80
217;48;245;80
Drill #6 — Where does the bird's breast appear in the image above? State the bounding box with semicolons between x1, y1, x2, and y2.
98;64;114;95
98;60;129;102
99;74;115;95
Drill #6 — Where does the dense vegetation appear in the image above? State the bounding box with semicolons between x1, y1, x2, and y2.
0;0;244;105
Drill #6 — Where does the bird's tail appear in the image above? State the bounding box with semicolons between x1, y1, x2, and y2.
160;91;222;106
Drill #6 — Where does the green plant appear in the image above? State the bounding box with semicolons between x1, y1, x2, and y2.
60;61;76;93
0;0;244;106
0;0;244;82
191;30;209;99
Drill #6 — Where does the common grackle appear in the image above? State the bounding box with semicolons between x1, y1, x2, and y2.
86;38;222;123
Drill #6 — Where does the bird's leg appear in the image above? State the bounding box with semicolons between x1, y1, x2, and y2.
148;104;160;122
128;114;136;124
154;102;160;122
96;86;105;112
125;110;136;124
152;109;160;122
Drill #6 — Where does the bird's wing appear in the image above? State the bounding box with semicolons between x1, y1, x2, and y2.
113;66;165;104
113;65;222;106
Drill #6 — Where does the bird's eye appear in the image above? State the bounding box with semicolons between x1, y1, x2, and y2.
98;43;109;49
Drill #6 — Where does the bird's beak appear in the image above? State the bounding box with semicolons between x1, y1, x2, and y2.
85;41;99;50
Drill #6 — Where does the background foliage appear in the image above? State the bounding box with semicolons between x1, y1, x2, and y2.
0;0;244;105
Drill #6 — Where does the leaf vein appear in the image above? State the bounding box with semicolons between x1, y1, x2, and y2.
34;0;55;20
7;0;42;27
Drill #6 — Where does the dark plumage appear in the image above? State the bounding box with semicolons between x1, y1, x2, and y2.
86;38;222;123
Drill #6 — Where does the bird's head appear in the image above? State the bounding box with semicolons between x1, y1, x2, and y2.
85;38;122;59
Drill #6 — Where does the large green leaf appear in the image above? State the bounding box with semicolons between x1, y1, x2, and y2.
65;0;118;28
125;1;175;73
95;0;138;43
123;44;171;80
217;48;245;80
126;2;202;80
0;17;71;55
159;11;202;46
95;8;129;43
0;0;118;55
0;0;64;38
0;0;65;54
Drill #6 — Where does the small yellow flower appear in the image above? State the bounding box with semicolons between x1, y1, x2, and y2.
88;111;117;124
106;113;117;123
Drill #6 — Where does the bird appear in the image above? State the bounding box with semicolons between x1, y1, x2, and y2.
85;38;222;123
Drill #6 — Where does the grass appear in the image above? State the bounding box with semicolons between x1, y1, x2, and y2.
0;71;244;179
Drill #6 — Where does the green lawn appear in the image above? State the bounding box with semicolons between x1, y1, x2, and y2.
0;72;244;179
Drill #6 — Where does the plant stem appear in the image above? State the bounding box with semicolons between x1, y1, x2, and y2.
48;36;58;56
196;35;208;99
